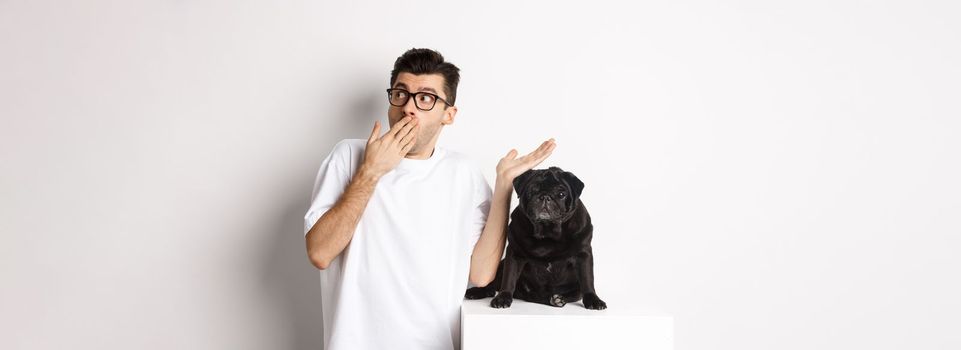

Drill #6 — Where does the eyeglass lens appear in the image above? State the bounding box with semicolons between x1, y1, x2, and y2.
388;89;437;110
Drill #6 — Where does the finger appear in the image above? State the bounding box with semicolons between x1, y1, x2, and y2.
401;131;417;154
538;139;554;151
521;147;544;160
533;139;556;157
394;118;419;145
398;123;418;146
386;116;414;140
526;142;556;166
503;149;517;159
522;141;550;158
528;152;552;168
543;140;556;154
367;121;381;145
537;142;556;159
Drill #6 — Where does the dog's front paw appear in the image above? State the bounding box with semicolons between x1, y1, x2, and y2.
582;293;607;310
490;292;513;308
465;287;495;300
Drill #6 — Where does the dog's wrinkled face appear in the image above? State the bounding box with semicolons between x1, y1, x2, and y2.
513;166;585;223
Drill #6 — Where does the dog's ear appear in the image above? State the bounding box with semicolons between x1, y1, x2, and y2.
513;169;536;199
559;171;584;201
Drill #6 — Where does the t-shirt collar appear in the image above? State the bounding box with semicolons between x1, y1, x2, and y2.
395;146;444;170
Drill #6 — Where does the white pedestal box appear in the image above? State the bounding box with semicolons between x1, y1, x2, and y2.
460;297;673;350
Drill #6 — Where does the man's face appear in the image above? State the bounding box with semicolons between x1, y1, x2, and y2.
388;72;457;154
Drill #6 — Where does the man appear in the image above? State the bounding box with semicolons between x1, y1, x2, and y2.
303;48;556;350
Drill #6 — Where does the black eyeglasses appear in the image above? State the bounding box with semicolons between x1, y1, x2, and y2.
386;88;452;111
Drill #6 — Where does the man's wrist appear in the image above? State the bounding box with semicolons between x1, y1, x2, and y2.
356;165;383;184
494;177;513;193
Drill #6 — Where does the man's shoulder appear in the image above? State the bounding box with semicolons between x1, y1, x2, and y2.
330;138;367;156
334;138;367;150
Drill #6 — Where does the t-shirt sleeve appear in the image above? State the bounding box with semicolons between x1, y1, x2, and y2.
304;140;352;236
467;165;493;253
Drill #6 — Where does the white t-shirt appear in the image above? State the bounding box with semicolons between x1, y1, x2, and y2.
303;138;493;350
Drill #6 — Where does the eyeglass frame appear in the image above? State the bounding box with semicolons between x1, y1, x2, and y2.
385;88;453;111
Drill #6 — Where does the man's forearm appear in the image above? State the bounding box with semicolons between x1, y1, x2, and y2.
469;178;513;286
305;165;380;269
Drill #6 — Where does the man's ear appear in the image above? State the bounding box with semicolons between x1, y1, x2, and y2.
513;170;536;200
442;105;457;125
559;171;585;201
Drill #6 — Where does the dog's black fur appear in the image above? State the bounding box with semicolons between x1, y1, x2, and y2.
464;166;607;309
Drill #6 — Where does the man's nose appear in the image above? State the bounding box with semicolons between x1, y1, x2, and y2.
403;97;419;115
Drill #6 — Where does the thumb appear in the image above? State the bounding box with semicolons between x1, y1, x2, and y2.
504;149;517;159
367;121;380;144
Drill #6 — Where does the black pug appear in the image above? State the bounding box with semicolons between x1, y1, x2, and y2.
465;166;607;310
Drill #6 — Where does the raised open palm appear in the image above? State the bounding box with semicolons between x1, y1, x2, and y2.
497;138;556;181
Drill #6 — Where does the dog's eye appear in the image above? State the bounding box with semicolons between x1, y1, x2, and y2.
558;192;566;198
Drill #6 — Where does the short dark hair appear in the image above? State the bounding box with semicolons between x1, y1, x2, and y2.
389;48;460;107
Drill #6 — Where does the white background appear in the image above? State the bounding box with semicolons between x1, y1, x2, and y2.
2;1;959;349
